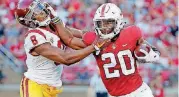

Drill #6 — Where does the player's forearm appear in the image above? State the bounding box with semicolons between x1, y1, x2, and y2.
137;38;152;47
53;24;87;49
63;26;88;49
62;45;95;65
68;37;87;50
53;23;74;45
35;44;95;65
66;26;84;38
138;38;160;54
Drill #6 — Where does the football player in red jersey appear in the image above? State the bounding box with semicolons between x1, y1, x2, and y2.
14;0;109;97
90;3;160;97
71;3;160;97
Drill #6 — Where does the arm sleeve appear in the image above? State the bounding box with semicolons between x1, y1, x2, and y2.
24;33;49;53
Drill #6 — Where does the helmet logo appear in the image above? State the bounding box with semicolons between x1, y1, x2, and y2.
100;4;107;17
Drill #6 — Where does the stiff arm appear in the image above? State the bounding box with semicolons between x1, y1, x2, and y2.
52;23;88;50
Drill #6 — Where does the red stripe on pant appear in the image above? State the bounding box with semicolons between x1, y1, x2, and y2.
21;77;25;97
25;78;29;97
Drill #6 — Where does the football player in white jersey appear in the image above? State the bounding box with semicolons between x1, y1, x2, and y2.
15;0;109;97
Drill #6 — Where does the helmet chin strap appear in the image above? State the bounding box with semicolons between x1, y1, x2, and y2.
38;16;51;27
100;32;116;39
95;28;119;39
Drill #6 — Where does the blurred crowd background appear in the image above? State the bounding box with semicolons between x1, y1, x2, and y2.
0;0;178;97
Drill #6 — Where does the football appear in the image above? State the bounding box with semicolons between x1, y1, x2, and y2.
82;31;97;46
134;44;151;57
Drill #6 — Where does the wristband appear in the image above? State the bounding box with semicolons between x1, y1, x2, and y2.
51;17;62;24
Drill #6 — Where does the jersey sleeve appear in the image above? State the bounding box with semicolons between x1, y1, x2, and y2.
24;32;49;52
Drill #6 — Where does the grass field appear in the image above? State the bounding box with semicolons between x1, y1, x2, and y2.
0;67;178;97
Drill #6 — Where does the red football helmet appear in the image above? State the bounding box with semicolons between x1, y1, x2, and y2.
15;0;51;28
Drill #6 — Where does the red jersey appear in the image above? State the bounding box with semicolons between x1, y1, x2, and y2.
94;25;143;96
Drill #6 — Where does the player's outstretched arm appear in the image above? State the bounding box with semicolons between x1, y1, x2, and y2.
31;38;109;66
52;23;87;50
65;26;85;38
46;4;87;50
32;43;94;65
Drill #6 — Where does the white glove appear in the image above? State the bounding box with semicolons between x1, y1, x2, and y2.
135;47;160;63
92;44;100;55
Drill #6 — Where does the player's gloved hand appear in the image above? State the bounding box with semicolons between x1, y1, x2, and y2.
135;46;160;63
92;38;111;55
44;3;63;24
151;46;161;56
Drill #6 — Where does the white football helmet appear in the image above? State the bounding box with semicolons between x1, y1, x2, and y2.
93;3;125;39
15;0;51;28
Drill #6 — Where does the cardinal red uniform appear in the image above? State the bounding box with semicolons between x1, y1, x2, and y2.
94;25;143;96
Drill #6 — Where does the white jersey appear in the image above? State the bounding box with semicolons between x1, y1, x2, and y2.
24;28;65;87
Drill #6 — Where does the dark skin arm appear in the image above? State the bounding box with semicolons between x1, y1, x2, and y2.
65;26;85;38
32;43;95;66
137;37;160;55
137;38;157;48
137;37;146;46
51;23;87;50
